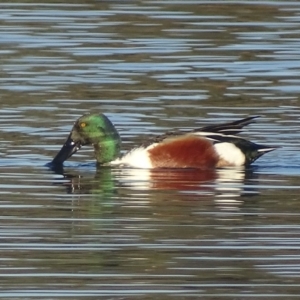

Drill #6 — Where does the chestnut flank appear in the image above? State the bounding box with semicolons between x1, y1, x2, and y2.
148;135;218;169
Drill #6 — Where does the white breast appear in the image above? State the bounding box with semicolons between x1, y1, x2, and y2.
110;147;153;168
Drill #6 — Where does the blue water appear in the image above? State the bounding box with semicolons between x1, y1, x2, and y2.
0;1;300;299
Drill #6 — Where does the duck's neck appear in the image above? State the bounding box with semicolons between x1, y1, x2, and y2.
93;131;121;165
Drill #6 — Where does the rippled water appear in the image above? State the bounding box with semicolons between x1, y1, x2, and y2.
1;0;300;299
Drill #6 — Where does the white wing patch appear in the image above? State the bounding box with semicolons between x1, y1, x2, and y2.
214;142;245;166
192;131;228;142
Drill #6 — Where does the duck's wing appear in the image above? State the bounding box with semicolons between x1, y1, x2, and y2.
141;116;259;148
193;116;260;135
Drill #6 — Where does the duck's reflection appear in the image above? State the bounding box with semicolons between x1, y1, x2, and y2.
51;164;117;196
117;167;217;190
50;164;259;207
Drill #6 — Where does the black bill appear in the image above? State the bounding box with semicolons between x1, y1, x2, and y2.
51;134;81;165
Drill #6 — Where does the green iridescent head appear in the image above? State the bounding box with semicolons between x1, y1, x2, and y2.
52;113;121;165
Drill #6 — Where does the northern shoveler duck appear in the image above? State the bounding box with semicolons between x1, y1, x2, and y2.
51;114;276;169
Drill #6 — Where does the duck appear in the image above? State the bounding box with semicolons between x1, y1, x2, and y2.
51;113;276;169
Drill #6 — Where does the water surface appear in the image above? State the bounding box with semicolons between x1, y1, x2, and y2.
0;1;300;299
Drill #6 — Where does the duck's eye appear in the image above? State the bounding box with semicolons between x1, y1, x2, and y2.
80;122;87;128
